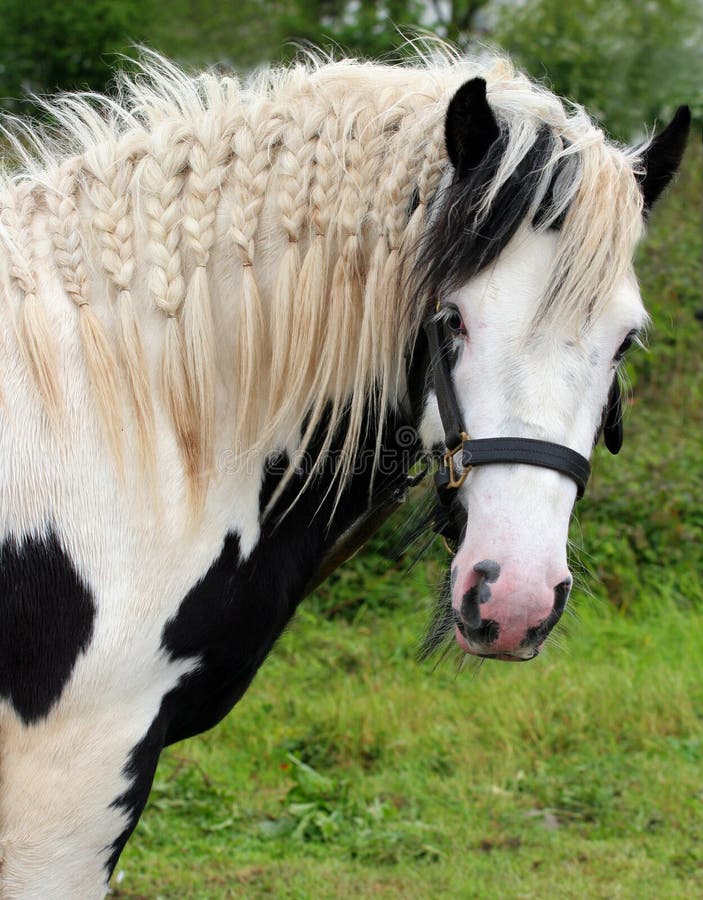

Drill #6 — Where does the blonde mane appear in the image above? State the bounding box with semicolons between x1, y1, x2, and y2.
0;46;645;506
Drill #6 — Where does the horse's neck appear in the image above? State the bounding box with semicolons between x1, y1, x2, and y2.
0;78;444;531
256;404;418;592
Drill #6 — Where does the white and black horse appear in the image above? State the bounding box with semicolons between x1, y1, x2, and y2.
0;49;688;896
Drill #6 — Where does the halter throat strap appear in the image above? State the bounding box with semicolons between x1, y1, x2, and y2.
423;312;592;500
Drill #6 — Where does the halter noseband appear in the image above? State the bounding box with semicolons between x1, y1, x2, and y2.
423;306;624;540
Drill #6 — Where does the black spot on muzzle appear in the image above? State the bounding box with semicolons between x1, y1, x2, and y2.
521;578;571;648
473;559;500;583
458;561;500;630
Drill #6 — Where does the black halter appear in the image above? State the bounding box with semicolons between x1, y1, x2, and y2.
422;308;624;548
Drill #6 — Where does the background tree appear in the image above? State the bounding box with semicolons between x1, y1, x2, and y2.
0;0;699;138
0;0;154;110
493;0;703;138
425;0;493;44
276;0;426;60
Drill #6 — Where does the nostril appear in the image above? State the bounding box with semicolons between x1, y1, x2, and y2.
553;577;572;616
460;567;494;630
460;586;482;629
520;578;571;649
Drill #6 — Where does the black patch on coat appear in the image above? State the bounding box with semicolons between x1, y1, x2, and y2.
0;529;95;724
157;410;417;747
106;408;422;874
105;713;166;877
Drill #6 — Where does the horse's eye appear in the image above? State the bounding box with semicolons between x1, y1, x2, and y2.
615;329;639;360
446;307;467;336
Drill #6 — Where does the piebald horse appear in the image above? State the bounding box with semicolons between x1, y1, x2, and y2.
0;48;688;896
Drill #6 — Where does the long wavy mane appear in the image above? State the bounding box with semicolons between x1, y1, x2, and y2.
0;45;644;505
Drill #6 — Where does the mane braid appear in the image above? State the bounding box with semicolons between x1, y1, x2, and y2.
0;184;62;425
372;102;434;480
331;105;373;490
46;161;124;470
291;100;360;484
0;47;645;512
181;122;231;478
268;100;331;437
228;101;274;448
84;146;155;483
141;124;199;501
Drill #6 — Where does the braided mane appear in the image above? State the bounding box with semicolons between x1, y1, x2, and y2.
0;47;644;505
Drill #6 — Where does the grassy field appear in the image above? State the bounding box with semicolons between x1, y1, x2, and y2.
114;148;702;898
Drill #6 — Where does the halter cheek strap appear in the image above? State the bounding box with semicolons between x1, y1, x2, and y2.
423;311;595;502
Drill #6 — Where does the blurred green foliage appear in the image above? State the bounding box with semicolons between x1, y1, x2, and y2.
145;0;489;69
0;0;153;109
493;0;703;138
1;0;700;138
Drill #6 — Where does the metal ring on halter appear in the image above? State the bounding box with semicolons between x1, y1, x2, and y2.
443;431;471;489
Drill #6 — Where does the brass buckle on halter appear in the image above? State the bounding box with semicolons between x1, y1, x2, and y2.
443;431;471;490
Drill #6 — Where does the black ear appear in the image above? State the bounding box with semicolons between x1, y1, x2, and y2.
638;106;691;212
445;78;501;179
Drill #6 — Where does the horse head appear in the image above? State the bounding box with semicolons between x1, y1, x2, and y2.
411;79;690;661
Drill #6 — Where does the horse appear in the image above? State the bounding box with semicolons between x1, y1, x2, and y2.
0;46;689;896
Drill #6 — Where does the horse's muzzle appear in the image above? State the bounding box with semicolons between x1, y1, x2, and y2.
453;562;572;659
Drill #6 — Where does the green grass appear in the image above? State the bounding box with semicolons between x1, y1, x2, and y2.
114;149;702;898
114;600;703;898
